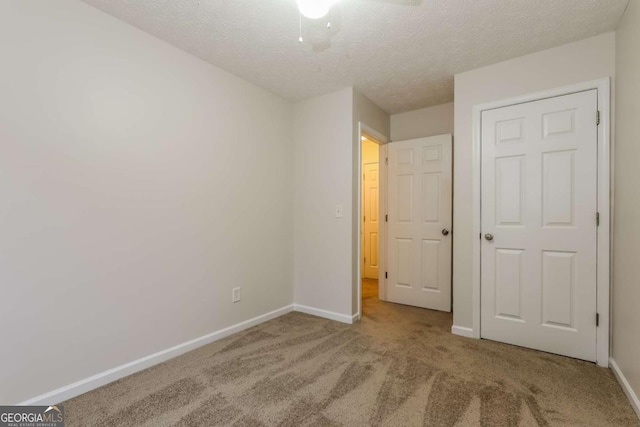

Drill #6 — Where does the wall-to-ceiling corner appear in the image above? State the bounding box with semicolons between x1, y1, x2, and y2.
292;87;355;319
352;90;390;314
612;0;640;418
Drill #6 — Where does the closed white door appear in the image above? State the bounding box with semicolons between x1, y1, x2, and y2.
363;162;379;279
387;135;452;311
481;90;598;362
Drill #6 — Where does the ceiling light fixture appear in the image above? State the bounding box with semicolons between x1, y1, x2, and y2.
296;0;339;19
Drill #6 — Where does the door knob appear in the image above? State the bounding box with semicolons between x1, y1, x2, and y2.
441;228;450;236
485;233;494;241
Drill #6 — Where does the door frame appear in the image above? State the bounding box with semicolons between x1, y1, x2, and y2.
470;78;611;367
356;122;389;320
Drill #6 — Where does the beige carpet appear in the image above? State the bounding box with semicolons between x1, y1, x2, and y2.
63;280;639;426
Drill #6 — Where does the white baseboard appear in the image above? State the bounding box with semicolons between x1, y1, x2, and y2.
610;358;640;420
451;325;476;338
293;304;354;324
19;304;294;406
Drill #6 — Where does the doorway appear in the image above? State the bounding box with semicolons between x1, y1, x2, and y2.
357;129;454;318
357;124;388;319
362;137;380;282
360;134;383;317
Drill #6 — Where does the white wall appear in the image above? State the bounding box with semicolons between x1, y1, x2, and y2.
293;88;355;316
353;90;391;140
390;103;454;141
0;0;293;404
613;0;640;409
453;32;616;330
292;88;389;318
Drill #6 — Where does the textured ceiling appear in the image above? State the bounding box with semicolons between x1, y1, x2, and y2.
80;0;628;114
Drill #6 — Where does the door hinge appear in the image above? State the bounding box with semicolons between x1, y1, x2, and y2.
596;212;600;226
385;157;388;165
364;257;366;264
596;312;600;327
385;271;388;279
385;214;388;222
363;216;366;222
479;232;482;240
596;110;601;126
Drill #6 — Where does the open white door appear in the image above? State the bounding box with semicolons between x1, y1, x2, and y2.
480;90;598;362
386;134;452;312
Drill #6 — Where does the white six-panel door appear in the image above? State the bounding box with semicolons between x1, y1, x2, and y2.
387;135;452;312
363;162;379;279
481;90;598;362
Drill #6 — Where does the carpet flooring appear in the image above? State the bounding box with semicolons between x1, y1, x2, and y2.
63;280;639;426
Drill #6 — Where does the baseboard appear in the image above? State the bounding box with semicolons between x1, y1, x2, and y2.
451;325;475;338
19;304;294;406
293;304;354;324
610;358;640;420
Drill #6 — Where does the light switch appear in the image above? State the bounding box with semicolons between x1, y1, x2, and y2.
335;204;343;218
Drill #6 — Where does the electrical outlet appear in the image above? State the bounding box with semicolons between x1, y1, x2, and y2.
232;287;241;303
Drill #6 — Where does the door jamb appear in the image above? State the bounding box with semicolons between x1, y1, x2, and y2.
470;78;611;367
357;122;388;320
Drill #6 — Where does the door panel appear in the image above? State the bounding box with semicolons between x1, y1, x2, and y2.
387;134;452;311
396;238;412;286
541;251;575;328
396;175;413;222
495;156;525;225
363;162;379;279
494;248;525;321
422;173;441;222
421;239;440;290
481;90;598;362
542;151;575;226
